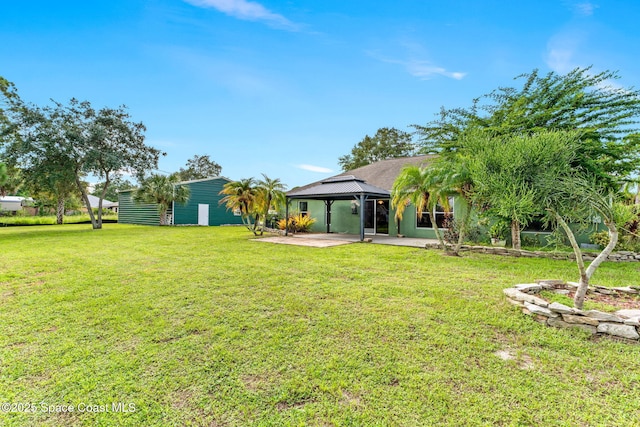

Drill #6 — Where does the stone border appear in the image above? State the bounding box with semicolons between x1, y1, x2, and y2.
425;243;640;262
503;280;640;341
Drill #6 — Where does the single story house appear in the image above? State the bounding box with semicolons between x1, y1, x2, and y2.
79;195;114;212
286;156;600;244
118;176;244;226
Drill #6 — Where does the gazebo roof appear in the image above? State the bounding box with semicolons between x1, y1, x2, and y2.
286;175;390;200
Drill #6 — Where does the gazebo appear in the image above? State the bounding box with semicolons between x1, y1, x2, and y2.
285;175;390;241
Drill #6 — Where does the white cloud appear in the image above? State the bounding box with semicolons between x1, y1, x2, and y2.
545;31;583;74
573;2;598;16
405;61;467;80
367;51;466;81
184;0;299;31
297;164;334;173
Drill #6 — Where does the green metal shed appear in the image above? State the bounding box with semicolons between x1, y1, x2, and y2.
173;177;243;226
118;189;161;225
117;177;244;226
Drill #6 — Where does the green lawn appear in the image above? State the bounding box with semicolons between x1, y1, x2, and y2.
1;225;639;426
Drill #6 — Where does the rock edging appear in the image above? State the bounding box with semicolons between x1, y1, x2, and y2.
503;280;640;341
425;243;640;262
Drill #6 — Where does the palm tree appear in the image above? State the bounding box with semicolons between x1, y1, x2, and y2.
219;178;258;233
255;174;287;235
391;165;453;250
436;158;475;254
134;173;190;225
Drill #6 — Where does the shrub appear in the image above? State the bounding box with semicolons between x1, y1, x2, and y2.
277;213;316;233
591;231;640;252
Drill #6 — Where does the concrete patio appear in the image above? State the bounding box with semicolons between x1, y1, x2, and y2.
254;232;440;248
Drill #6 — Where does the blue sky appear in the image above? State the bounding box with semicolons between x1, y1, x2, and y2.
2;0;639;188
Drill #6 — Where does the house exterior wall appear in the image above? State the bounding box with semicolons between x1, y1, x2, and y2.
0;200;22;212
173;178;243;226
118;190;161;225
294;197;468;238
294;197;603;244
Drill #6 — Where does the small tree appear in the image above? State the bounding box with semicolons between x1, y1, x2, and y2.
391;165;452;250
219;178;259;233
254;174;287;235
543;177;627;309
134;174;190;225
462;130;580;249
219;175;286;236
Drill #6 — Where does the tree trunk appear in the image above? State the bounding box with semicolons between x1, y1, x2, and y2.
76;175;98;229
97;175;110;229
56;195;65;225
432;205;446;250
511;220;521;249
554;212;589;309
159;209;167;226
585;220;618;280
452;202;472;256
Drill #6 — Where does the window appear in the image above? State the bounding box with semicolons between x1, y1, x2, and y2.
299;201;308;217
416;198;454;229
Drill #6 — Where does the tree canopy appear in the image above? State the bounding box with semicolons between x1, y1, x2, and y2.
178;154;222;181
415;67;640;189
0;162;7;192
339;127;416;171
0;77;163;229
92;176;134;202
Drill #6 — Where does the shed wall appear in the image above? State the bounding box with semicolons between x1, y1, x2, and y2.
117;190;161;225
173;178;244;226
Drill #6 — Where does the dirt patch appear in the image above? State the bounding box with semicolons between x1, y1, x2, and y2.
568;290;640;310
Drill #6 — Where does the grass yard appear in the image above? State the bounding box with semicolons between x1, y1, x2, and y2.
0;214;118;226
1;225;639;426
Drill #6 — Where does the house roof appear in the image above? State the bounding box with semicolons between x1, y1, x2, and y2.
0;196;31;203
87;194;114;208
287;155;436;199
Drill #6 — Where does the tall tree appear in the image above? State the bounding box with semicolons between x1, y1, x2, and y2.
339;127;416;171
178;155;222;181
92;176;134;202
1;83;162;229
415;67;640;190
133;174;190;226
83;104;161;228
